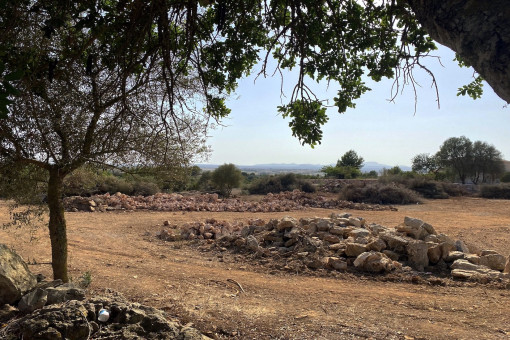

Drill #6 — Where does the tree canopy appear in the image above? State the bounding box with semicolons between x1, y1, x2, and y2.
413;136;504;184
3;1;508;147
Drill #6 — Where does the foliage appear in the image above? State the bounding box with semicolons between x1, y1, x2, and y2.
339;182;421;205
337;150;364;169
361;170;379;179
321;165;361;179
211;163;242;197
501;172;510;183
479;184;510;200
412;153;441;175
249;173;315;194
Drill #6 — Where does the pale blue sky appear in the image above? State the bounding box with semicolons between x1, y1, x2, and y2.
206;46;509;167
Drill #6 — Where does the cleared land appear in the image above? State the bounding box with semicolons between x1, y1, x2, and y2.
1;197;509;339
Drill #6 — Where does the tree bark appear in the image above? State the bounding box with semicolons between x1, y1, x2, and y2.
47;167;69;282
406;0;510;103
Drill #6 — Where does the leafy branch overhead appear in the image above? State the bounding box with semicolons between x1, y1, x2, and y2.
4;0;499;147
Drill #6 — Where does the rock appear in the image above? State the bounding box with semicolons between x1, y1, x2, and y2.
18;288;48;313
329;226;345;236
440;243;457;260
465;254;481;265
379;233;408;252
345;243;368;257
427;243;442;264
305;256;328;269
353;251;396;273
348;217;363;228
327;257;348;271
366;224;388;235
0;304;18;322
323;234;341;244
328;243;344;251
382;250;399;261
316;219;332;231
480;249;499;256
478;254;507;271
46;284;85;305
406;241;429;271
367;239;386;252
421;222;437;236
445;251;466;262
424;234;439;243
277;217;298;231
451;260;504;280
403;216;425;229
398;217;435;240
504;256;510;274
455;240;470;253
0;244;37;305
349;228;370;238
246;235;260;252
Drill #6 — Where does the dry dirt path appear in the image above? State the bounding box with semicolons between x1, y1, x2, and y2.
1;197;510;339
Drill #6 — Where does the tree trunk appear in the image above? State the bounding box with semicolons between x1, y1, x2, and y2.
47;167;69;282
406;0;510;103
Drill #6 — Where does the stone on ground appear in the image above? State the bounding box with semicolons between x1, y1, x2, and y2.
0;244;37;305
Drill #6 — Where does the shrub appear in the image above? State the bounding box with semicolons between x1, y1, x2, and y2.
501;172;510;183
339;182;421;205
479;184;510;199
97;176;134;195
211;163;242;197
63;167;100;196
132;181;160;196
249;173;316;194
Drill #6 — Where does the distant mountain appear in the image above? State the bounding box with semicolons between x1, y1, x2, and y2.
197;162;411;174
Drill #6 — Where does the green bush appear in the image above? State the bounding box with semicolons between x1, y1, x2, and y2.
63;167;99;196
501;172;510;183
97;176;134;195
249;173;316;194
479;184;510;199
339;182;421;205
132;181;160;196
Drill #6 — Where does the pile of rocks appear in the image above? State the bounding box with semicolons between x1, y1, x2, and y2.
64;190;396;213
159;215;510;281
0;244;210;340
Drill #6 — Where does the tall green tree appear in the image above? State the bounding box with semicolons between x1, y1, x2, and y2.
470;141;504;184
337;150;365;170
411;153;441;175
436;136;473;184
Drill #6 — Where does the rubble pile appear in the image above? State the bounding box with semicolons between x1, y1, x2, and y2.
0;244;210;340
158;215;510;282
64;190;396;213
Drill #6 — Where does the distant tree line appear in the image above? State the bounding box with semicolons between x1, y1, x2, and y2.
412;136;505;184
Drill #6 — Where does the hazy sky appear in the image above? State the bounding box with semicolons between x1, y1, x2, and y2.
205;46;509;167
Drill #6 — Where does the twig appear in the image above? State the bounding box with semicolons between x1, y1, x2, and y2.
226;279;245;294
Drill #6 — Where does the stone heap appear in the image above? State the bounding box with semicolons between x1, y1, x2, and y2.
64;190;396;213
160;215;510;281
0;244;210;340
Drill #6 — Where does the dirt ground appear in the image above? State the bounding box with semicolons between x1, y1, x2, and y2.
1;197;510;339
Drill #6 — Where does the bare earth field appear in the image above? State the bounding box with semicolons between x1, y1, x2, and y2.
1;197;509;339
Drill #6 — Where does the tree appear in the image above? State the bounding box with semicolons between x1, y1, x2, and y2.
411;153;441;174
436;136;473;184
211;163;242;198
0;2;216;281
470;141;504;184
321;165;361;179
337;150;365;170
